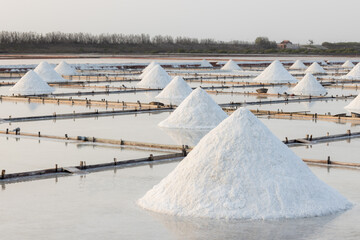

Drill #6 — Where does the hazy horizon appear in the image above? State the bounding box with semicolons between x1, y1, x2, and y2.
1;0;359;45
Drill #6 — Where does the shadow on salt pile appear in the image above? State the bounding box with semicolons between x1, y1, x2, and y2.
160;127;209;147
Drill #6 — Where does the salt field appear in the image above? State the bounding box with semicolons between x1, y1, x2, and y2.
1;56;360;239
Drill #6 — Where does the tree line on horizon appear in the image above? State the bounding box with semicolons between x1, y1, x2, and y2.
0;31;358;55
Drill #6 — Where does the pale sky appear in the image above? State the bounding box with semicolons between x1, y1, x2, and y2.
0;0;358;44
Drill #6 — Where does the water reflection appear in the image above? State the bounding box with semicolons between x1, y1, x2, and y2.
267;86;289;94
160;127;209;147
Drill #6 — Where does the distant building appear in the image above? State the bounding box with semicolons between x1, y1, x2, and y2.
278;40;300;49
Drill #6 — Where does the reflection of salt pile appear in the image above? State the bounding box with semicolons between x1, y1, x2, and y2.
341;63;360;80
342;60;354;68
305;62;326;74
155;76;192;105
137;65;171;88
34;61;66;82
199;59;213;68
158;87;227;129
140;61;158;78
254;60;297;83
344;92;360;111
9;70;54;95
289;60;307;70
221;60;242;71
292;73;327;96
139;108;351;219
54;61;77;75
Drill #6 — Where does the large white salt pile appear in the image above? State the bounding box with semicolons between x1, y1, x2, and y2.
344;92;360;111
155;76;192;104
137;65;171;89
139;107;351;219
342;60;355;68
140;61;158;78
34;61;66;82
221;60;242;71
341;62;360;80
9;70;54;95
305;62;326;74
292;73;327;96
253;60;297;83
289;60;307;70
158;87;227;129
54;61;77;75
199;59;213;68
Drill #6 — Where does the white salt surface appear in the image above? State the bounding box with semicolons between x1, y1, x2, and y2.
139;108;351;219
291;73;327;96
140;61;158;78
289;60;307;70
253;60;297;83
345;92;360;112
155;76;192;105
305;62;326;74
34;61;67;82
199;59;213;68
341;62;360;80
158;87;228;129
9;70;54;95
137;65;171;89
54;61;78;75
342;60;355;68
221;60;242;71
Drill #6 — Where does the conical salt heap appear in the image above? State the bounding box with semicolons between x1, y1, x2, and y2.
342;60;355;68
139;108;351;219
289;60;307;70
199;59;213;68
140;61;158;78
155;76;192;104
158;87;227;129
54;61;77;75
345;92;360;111
137;65;171;89
34;61;66;82
254;60;297;83
341;62;360;80
292;73;327;96
9;70;54;95
221;60;242;71
305;62;326;74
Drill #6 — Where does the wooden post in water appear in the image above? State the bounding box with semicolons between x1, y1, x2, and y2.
1;170;5;179
327;156;331;165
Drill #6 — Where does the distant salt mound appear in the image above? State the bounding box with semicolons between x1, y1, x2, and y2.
158;87;227;129
9;70;54;95
34;61;66;82
137;65;171;88
289;60;307;70
155;76;192;104
254;60;297;83
342;60;355;68
341;62;360;80
140;61;158;78
139;108;351;219
199;59;213;68
221;60;242;71
55;61;77;75
305;62;326;74
292;73;327;96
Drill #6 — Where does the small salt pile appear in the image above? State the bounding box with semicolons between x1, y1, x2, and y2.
158;87;227;129
254;60;297;83
221;60;242;71
34;61;66;82
199;59;213;68
341;62;360;80
305;62;326;74
9;70;54;95
345;92;360;111
140;61;158;78
137;65;172;89
292;73;327;96
155;76;192;105
289;60;307;70
342;60;355;68
54;61;77;75
139;108;351;219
